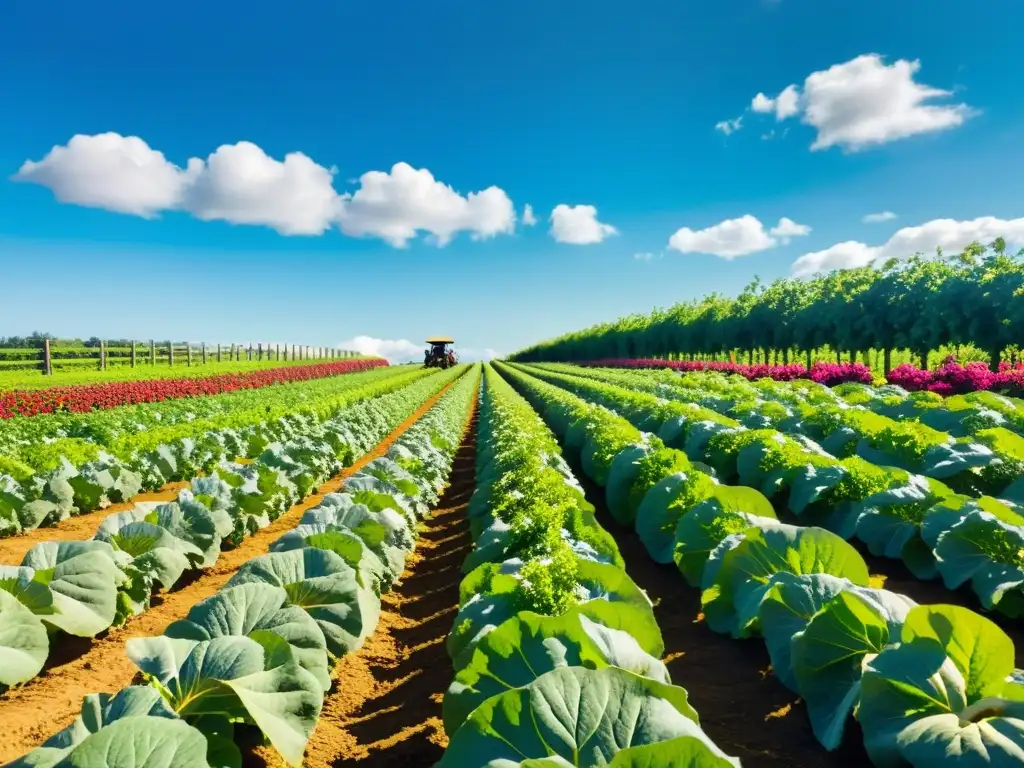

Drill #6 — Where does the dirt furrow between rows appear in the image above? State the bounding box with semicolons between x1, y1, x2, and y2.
571;469;869;768
249;407;478;768
0;382;456;764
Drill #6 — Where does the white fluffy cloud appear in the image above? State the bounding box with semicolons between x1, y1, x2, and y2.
750;85;800;120
791;215;1024;277
803;55;974;151
791;241;878;277
862;211;898;223
715;117;743;135
336;162;515;247
668;215;810;259
522;204;537;226
183;142;339;235
14;133;517;244
549;204;618;245
13;133;191;217
339;335;423;364
737;54;974;150
769;216;811;242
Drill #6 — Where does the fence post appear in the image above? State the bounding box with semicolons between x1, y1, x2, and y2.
275;343;280;360
187;343;193;367
202;342;207;364
258;343;263;361
217;343;221;363
150;340;156;365
131;341;137;368
43;338;52;375
169;341;174;367
99;340;106;370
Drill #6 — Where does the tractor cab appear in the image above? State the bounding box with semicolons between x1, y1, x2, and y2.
424;337;457;369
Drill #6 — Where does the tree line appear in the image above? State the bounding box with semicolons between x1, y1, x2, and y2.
511;239;1024;373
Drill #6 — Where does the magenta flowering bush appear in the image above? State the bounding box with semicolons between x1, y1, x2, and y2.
807;362;874;386
580;358;872;386
887;360;1024;396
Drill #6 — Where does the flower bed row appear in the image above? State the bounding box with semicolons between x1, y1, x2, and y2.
0;366;466;691
583;357;1024;396
498;361;1024;768
519;363;1024;616
582;358;874;385
888;359;1024;396
9;366;479;767
436;364;738;766
0;357;387;419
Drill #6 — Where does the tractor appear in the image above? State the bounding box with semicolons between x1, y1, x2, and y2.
423;337;457;369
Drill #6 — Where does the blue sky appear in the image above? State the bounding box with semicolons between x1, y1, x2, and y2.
1;0;1022;361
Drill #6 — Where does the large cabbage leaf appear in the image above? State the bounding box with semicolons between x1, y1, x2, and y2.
438;666;740;768
700;523;869;637
671;486;775;581
271;523;389;594
161;582;330;691
226;548;380;658
790;588;915;749
20;717;213;768
634;472;716;565
20;541;120;636
443;608;669;736
859;604;1024;768
126;635;321;766
0;587;49;686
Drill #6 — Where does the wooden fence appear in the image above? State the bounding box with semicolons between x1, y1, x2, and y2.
20;341;359;375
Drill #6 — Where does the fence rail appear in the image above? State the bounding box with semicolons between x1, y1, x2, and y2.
0;340;359;375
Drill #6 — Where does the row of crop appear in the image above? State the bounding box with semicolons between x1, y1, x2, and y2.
0;366;430;538
10;365;480;768
0;365;409;469
434;364;740;766
593;362;1024;440
498;361;1024;767
520;363;1024;619
0;357;387;419
0;367;466;694
540;363;1024;460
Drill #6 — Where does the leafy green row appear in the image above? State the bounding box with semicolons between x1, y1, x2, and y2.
519;363;1024;617
499;362;1024;767
0;366;432;537
436;364;740;768
532;363;1024;496
10;365;479;768
0;367;465;694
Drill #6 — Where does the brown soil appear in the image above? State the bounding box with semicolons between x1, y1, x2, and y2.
575;471;868;768
247;395;478;768
0;382;458;764
0;482;189;565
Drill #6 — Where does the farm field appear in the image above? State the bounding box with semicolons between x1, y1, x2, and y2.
10;2;1024;764
1;354;1022;768
0;357;387;417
